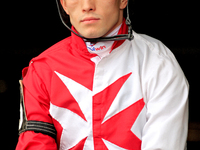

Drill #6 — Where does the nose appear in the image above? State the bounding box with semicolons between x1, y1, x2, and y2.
81;0;96;13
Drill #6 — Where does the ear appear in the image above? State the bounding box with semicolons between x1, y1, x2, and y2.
60;0;69;15
120;0;128;10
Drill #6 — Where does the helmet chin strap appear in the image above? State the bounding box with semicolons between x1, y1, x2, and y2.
56;0;134;42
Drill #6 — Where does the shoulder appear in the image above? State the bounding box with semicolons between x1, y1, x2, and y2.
35;36;72;59
22;36;72;81
131;31;189;103
131;31;180;70
26;36;72;73
132;31;174;60
131;30;187;84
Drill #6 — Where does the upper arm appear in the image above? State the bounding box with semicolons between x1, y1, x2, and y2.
141;46;189;150
16;64;57;150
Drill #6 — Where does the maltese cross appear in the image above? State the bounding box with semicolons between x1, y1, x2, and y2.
50;71;145;150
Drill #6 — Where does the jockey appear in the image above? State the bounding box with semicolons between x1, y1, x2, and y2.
16;0;189;149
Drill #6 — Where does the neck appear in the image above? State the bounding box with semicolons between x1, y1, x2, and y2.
85;24;122;58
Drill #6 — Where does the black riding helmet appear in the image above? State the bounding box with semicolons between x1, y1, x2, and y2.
55;0;134;42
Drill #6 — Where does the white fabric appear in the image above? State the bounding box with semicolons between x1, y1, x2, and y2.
86;24;122;58
52;71;94;150
102;139;127;150
91;31;189;150
50;31;188;150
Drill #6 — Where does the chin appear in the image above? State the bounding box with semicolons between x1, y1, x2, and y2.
80;28;107;39
82;32;102;39
84;34;101;39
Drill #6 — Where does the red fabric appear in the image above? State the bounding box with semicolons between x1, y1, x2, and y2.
69;137;87;150
16;131;57;150
92;73;143;150
22;67;28;78
111;18;128;51
101;99;144;150
71;18;128;54
16;20;129;150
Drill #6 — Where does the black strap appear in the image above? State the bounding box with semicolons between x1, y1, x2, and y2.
19;120;57;140
55;0;134;42
18;79;57;140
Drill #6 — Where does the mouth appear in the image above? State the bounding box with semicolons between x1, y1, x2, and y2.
80;17;100;24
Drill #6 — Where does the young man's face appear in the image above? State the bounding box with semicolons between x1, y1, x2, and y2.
61;0;127;38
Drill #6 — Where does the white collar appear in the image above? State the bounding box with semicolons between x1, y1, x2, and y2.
85;24;122;58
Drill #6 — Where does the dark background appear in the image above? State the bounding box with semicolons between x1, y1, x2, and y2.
1;0;199;149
